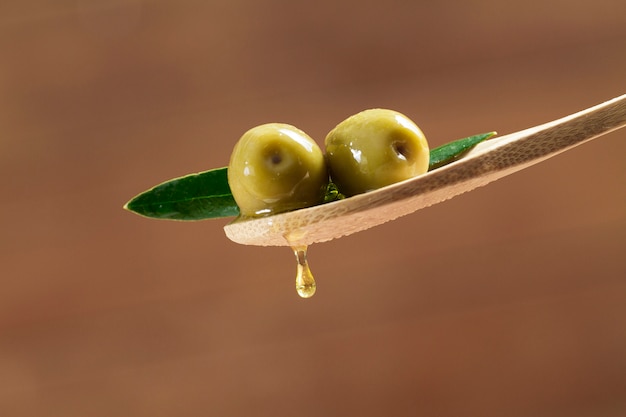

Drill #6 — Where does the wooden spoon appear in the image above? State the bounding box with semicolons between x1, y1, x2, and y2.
224;94;626;247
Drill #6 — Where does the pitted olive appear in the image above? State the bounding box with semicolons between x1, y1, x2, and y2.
324;109;429;197
228;123;328;217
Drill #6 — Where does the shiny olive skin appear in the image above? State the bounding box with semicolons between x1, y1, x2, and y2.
228;123;329;217
324;109;429;197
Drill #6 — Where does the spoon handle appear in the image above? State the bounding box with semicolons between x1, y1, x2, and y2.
464;93;626;173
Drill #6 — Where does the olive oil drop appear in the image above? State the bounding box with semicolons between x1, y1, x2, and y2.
292;246;316;298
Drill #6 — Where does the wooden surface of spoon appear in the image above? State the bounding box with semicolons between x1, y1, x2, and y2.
224;94;626;247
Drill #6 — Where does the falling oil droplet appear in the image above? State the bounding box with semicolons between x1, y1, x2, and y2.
293;245;316;298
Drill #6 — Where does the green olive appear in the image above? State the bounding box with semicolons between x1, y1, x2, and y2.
228;123;329;217
324;109;429;197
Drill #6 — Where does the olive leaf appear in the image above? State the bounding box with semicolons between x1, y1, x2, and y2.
428;131;496;170
124;167;239;220
323;182;346;203
124;132;496;221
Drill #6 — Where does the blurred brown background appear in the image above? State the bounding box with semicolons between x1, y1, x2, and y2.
1;0;625;416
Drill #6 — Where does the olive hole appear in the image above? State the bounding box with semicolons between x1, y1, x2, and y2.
393;141;412;160
270;153;282;165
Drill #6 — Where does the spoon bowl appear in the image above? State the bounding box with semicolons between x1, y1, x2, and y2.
224;94;626;247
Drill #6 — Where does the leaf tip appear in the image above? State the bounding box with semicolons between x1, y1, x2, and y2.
122;197;141;215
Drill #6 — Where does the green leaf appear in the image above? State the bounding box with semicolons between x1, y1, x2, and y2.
428;132;496;170
124;132;496;221
124;167;239;221
323;182;346;203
